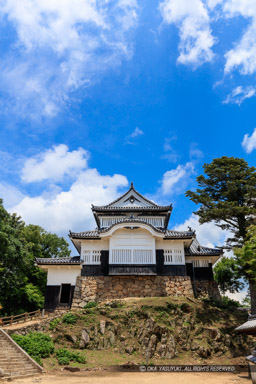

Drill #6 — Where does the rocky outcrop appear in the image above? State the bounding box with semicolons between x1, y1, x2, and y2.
72;276;194;308
7;298;252;363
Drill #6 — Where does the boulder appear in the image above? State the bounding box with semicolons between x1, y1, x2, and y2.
79;330;90;348
100;320;106;335
190;341;200;351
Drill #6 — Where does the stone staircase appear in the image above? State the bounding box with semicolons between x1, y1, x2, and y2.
0;328;43;379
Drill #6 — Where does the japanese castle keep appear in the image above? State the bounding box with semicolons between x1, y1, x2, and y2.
37;183;222;311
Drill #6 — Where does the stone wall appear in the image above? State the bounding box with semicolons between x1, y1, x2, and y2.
194;280;221;301
72;275;194;309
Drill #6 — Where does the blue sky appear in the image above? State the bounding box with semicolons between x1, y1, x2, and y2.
0;0;256;275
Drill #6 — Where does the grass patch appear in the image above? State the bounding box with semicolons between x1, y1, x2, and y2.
55;348;86;365
62;313;78;325
84;301;98;309
49;318;61;330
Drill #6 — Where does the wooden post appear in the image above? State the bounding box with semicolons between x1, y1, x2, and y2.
25;312;28;322
11;315;13;325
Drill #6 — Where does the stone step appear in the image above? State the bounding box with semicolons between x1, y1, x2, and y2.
3;370;40;377
0;328;43;378
0;362;36;368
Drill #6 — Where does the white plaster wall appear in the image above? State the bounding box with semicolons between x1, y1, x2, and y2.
156;239;185;264
46;266;81;285
156;239;184;252
81;239;109;252
110;228;155;249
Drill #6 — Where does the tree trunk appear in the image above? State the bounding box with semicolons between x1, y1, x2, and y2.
249;280;256;315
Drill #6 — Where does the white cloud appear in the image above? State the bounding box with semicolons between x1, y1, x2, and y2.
159;0;215;66
161;162;195;196
242;127;256;153
174;213;230;248
0;183;25;208
161;135;180;163
125;127;144;144
130;127;144;138
0;0;138;118
21;144;89;183
223;85;256;105
11;169;128;234
8;144;128;235
225;289;248;304
189;143;204;160
223;1;256;75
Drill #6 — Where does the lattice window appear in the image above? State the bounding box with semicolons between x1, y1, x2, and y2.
164;249;183;264
111;249;154;264
82;250;101;265
192;259;209;268
100;216;164;228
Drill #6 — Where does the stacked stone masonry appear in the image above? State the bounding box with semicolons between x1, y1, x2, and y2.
72;276;194;309
194;280;221;301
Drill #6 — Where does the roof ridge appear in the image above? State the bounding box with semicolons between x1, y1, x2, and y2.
92;184;165;209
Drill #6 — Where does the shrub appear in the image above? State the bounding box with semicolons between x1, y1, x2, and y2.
12;332;54;365
55;348;86;365
84;301;98;309
220;296;240;308
62;313;78;325
49;318;61;330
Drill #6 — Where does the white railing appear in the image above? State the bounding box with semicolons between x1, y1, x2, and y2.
192;260;209;268
82;250;101;265
110;249;154;264
164;249;184;265
100;216;165;228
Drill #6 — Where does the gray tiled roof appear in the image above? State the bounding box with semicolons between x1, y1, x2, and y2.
70;230;100;238
92;183;161;209
235;315;256;334
70;223;195;239
165;229;195;238
185;238;222;256
92;205;172;211
36;257;81;265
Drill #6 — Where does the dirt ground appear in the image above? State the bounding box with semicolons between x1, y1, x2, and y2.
11;371;251;384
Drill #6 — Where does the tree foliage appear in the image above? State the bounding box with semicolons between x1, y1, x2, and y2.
0;198;71;316
186;157;256;312
213;256;244;294
234;225;256;281
186;157;256;247
234;225;256;314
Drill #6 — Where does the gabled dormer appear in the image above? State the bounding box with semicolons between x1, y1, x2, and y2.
92;182;172;230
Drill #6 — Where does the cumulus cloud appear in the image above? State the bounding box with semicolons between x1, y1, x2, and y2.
175;213;230;248
0;183;25;208
242;127;256;153
11;168;128;234
8;144;128;235
223;85;256;105
21;144;89;182
158;0;256;104
161;162;195;196
159;0;215;66
223;0;256;75
0;0;138;119
225;289;248;304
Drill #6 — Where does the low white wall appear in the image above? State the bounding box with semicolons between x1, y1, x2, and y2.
46;266;81;286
